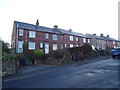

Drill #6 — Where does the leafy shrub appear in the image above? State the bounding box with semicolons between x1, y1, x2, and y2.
2;53;17;62
52;50;64;59
81;43;92;54
33;49;44;55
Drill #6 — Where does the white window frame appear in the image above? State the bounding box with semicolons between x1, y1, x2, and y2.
70;44;74;48
88;39;90;43
61;45;63;49
19;29;23;36
113;41;116;44
28;42;35;50
40;43;43;48
76;37;78;41
70;36;73;41
83;38;86;43
65;44;67;48
53;44;58;50
17;41;23;53
76;45;78;47
45;33;49;39
29;31;36;38
53;34;57;40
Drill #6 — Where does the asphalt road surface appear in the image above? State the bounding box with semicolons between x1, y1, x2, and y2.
3;58;119;88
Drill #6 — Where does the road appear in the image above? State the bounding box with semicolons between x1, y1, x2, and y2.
3;58;119;88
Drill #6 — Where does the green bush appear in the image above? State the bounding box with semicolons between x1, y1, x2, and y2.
2;53;17;62
33;49;44;55
81;43;92;54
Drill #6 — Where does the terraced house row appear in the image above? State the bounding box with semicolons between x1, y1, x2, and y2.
11;20;120;54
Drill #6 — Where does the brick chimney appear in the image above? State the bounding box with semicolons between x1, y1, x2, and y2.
107;34;109;37
54;25;58;29
69;29;72;32
93;33;96;36
36;19;39;26
100;34;103;37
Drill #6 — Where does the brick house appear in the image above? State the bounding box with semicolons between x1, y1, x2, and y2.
11;20;91;54
86;33;118;50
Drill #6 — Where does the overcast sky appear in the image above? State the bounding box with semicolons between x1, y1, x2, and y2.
0;0;119;44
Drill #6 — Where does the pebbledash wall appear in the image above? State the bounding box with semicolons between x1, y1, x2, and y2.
11;20;91;54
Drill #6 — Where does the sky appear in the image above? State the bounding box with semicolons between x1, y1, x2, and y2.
0;0;119;44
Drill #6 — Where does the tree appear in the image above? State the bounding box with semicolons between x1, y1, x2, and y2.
0;39;11;54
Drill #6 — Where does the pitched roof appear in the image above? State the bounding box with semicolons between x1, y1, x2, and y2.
90;34;117;41
14;21;62;34
90;34;107;40
14;21;88;38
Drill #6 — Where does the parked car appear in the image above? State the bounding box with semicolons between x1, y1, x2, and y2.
111;48;120;58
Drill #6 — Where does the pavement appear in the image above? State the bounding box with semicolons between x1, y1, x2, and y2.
2;56;111;82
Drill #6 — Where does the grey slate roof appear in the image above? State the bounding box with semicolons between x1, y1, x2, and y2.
90;34;117;41
14;21;88;38
91;34;107;40
14;21;62;34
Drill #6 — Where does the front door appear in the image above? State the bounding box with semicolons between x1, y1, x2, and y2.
17;41;23;53
45;43;49;54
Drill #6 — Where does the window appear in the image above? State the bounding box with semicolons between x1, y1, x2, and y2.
19;29;23;36
70;44;73;48
53;34;57;40
83;38;86;43
113;41;116;44
45;33;49;39
70;36;73;41
76;45;78;47
29;31;36;38
61;45;63;49
76;37;78;41
17;41;23;53
88;39;90;43
61;36;63;38
65;44;67;48
28;42;35;50
40;43;43;48
53;44;58;50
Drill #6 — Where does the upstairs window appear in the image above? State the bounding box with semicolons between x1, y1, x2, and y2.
29;31;36;38
53;34;57;40
83;38;86;43
88;39;90;43
70;36;73;41
113;41;116;44
19;29;23;36
76;37;78;41
45;33;49;39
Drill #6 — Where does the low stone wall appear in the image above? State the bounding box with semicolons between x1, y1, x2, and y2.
2;60;16;76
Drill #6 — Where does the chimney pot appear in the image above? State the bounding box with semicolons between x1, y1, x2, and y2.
100;34;103;37
69;29;72;32
54;25;58;29
36;19;39;26
107;34;109;37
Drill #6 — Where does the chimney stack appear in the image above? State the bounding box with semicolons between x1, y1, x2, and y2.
36;19;39;26
54;25;58;29
69;29;72;32
93;33;96;36
107;34;109;37
100;34;103;37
